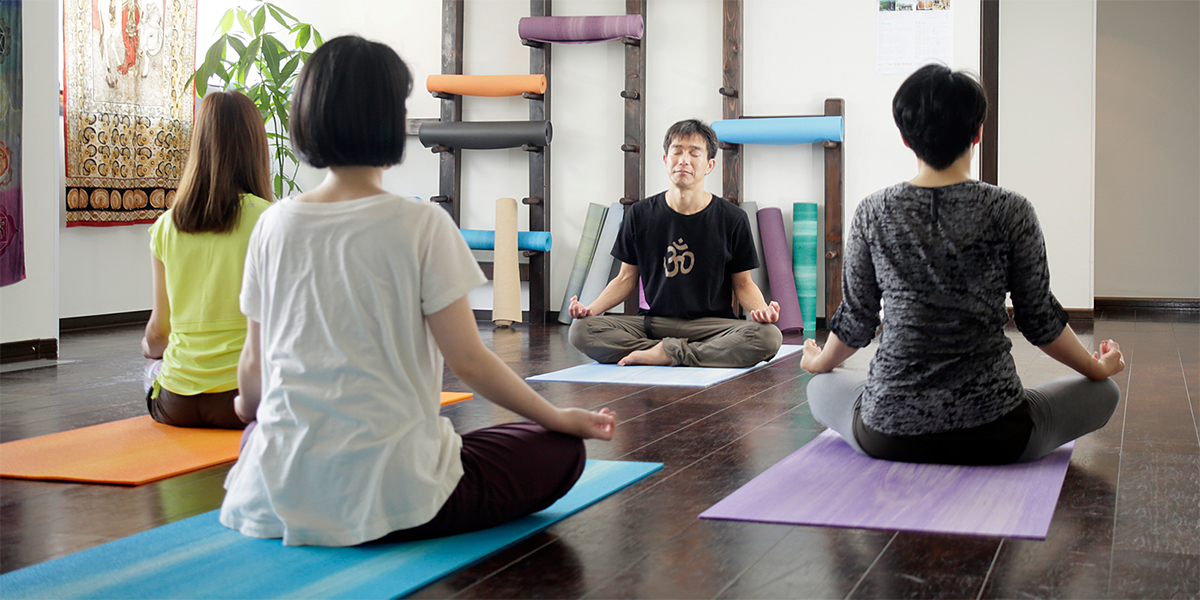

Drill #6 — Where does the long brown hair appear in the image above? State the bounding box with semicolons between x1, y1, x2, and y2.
171;90;273;233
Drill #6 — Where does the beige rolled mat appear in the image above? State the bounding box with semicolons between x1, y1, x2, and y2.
493;197;522;327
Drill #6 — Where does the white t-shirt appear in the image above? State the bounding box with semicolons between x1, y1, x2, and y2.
220;194;486;547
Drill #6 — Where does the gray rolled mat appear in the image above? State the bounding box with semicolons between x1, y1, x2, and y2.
418;121;552;150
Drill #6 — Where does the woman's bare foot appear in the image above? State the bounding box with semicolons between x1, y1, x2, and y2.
618;342;672;366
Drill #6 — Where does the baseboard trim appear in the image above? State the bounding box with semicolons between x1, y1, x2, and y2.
1095;297;1200;312
61;310;151;332
1;338;58;364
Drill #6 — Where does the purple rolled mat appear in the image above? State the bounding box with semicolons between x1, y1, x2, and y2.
757;207;803;333
518;15;644;44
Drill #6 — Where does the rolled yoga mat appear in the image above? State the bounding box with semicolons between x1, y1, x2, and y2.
700;430;1074;540
460;229;552;253
493;197;522;327
0;460;663;600
577;202;624;309
426;74;547;97
739;201;770;312
557;203;608;324
712;116;844;146
518;15;644;44
418;121;552;150
793;203;818;333
756;207;803;333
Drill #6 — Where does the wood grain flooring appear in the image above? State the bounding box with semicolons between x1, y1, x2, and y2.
1;310;1197;598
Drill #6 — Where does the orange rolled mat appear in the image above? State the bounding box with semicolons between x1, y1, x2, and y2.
0;416;241;486
426;74;547;97
440;391;473;406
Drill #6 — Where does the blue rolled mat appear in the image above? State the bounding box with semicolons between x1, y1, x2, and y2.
712;117;843;146
460;229;552;252
793;203;818;333
418;121;552;150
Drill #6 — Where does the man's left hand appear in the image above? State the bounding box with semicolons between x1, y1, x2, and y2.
750;301;780;324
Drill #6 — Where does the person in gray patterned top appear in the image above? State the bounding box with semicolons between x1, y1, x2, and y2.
800;64;1124;465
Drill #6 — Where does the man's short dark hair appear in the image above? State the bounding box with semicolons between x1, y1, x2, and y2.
663;119;718;161
892;64;988;170
291;35;413;169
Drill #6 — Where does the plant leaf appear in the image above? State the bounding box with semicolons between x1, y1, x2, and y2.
267;2;298;22
236;8;252;34
295;24;310;49
252;6;267;36
266;4;292;30
218;9;235;34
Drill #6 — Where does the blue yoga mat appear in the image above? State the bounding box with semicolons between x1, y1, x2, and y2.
0;460;661;600
460;229;553;252
528;345;802;387
712;116;843;146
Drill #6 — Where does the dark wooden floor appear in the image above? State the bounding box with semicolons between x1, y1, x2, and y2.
2;310;1197;599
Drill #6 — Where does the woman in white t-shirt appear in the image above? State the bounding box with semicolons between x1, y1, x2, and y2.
219;35;616;547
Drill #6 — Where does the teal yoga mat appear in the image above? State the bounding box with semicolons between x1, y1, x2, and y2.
712;117;843;146
460;229;552;252
0;460;661;600
558;203;608;324
793;203;818;333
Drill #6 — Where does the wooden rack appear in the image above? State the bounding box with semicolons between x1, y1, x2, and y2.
720;0;844;324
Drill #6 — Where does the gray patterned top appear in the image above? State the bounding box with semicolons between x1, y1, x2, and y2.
829;181;1068;435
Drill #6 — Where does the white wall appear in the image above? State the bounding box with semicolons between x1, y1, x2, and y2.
0;0;59;344
12;0;1118;338
998;0;1096;310
1095;0;1200;300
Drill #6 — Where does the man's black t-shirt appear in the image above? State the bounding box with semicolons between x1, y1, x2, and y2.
611;192;758;319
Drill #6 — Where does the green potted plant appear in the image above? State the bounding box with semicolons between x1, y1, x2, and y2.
190;1;323;198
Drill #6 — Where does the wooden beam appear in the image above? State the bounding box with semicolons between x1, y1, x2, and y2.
721;0;743;204
439;0;464;224
824;99;845;323
528;0;552;324
980;0;999;184
623;0;647;315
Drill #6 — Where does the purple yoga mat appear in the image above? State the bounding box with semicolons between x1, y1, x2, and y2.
518;15;644;44
700;430;1074;540
757;207;803;333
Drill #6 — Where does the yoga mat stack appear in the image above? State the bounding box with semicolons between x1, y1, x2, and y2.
577;202;623;309
518;15;644;44
459;229;552;253
711;116;844;146
558;203;608;324
426;74;547;97
739;201;770;308
756;207;803;333
493;197;521;327
418;121;552;150
793;203;818;333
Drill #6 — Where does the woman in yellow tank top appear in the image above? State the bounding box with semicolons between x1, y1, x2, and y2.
142;90;272;428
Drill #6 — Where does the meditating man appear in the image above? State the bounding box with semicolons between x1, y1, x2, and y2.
567;119;782;368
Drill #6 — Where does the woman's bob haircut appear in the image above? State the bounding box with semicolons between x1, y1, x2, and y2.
290;35;413;169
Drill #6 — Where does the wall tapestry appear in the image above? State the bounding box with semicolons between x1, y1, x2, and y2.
63;0;195;227
0;0;22;286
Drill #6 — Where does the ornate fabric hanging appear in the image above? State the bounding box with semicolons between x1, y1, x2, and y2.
0;0;22;286
62;0;196;227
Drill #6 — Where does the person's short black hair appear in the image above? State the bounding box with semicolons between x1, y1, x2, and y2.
663;119;718;161
892;64;988;170
291;35;412;168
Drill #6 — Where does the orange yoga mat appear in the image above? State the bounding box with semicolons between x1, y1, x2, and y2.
426;74;547;97
0;393;474;486
0;416;241;486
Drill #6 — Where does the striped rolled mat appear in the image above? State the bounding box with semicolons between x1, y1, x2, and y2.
793;203;818;333
558;203;608;324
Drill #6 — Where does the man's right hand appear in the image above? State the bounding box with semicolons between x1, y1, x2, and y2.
568;296;593;319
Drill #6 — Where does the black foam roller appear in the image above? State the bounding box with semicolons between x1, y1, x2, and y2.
418;120;553;150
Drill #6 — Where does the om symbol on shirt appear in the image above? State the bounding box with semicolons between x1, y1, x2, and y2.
664;238;695;278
